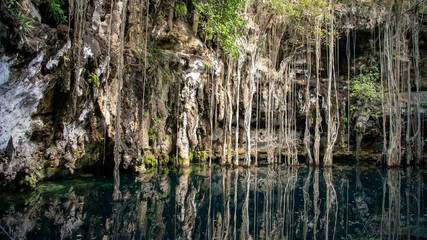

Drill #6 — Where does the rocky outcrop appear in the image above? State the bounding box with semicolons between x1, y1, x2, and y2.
0;0;426;185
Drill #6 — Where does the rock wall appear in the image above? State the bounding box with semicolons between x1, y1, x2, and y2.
0;0;425;185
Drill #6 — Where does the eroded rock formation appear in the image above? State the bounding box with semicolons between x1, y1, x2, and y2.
0;0;425;185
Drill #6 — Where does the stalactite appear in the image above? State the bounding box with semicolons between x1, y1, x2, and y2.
279;94;284;164
323;0;337;167
175;71;180;167
378;21;388;165
255;74;260;167
234;54;243;166
226;60;234;165
412;3;422;164
244;50;257;166
209;63;216;167
103;0;115;166
267;30;275;165
381;0;403;166
283;67;289;165
304;35;313;165
136;0;149;171
346;28;350;153
291;65;298;165
222;58;234;165
313;18;322;166
113;0;128;201
392;0;403;167
267;68;274;164
71;0;87;115
405;37;412;165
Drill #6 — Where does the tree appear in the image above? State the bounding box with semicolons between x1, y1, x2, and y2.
194;0;247;58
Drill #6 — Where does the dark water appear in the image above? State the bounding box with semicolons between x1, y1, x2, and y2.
1;164;427;240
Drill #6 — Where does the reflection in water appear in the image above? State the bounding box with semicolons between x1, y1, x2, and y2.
302;167;312;240
323;168;338;240
0;165;426;239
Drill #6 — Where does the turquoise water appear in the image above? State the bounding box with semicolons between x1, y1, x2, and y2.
0;164;426;239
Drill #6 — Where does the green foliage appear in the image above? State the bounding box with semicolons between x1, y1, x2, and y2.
90;73;100;87
204;61;211;68
196;151;210;161
149;134;156;141
24;194;37;205
18;12;34;33
152;116;159;123
49;0;67;24
4;0;19;9
269;0;328;17
158;192;168;199
24;175;36;186
175;2;188;17
350;68;382;118
148;128;156;141
136;164;145;171
350;69;381;103
194;0;247;58
145;167;158;175
150;41;159;57
5;0;34;32
158;155;170;165
144;156;158;167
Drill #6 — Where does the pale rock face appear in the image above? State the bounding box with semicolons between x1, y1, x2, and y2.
177;59;205;166
92;0;104;31
0;51;48;179
177;112;189;164
0;52;45;149
83;46;94;60
1;0;418;182
0;55;13;86
46;41;71;70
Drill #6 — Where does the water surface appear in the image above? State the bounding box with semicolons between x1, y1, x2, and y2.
1;164;426;239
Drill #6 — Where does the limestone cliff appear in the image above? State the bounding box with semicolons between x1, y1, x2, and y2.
0;0;425;186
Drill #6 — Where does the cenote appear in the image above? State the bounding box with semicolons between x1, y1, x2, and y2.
1;163;426;240
1;0;427;239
